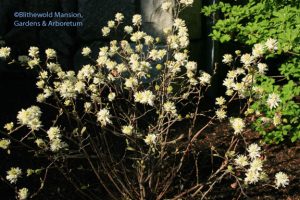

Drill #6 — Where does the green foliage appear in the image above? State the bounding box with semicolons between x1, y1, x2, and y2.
202;0;300;143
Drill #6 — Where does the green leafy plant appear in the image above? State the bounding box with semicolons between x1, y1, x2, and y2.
202;0;300;143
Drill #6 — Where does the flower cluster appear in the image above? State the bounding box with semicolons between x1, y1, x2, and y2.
0;46;11;59
6;167;22;184
17;106;42;131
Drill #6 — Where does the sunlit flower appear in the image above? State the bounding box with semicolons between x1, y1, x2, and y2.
6;167;22;184
245;169;260;184
222;54;233;64
267;93;281;109
215;96;226;106
28;46;39;58
108;92;116;101
240;53;253;67
230;118;245;134
115;13;124;22
102;26;110;36
180;0;194;6
265;38;278;51
17;106;42;131
81;47;91;56
0;47;11;59
4;122;14;132
257;63;268;74
122;125;133;136
97;108;112;126
47;127;61;140
249;158;263;172
144;134;157;146
199;72;211;86
134;90;156;106
216;109;227;120
163;101;177;116
185;61;197;72
252;43;265;58
234;155;248;167
50;138;67;152
275;172;289;188
18;188;29;200
45;48;56;59
124;26;133;34
125;77;138;89
247;143;261;160
132;14;142;26
107;20;115;28
0;139;10;150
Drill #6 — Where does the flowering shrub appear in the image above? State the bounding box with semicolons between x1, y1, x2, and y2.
0;1;291;199
202;0;300;143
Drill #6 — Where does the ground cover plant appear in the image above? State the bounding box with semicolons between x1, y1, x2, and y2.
0;0;297;199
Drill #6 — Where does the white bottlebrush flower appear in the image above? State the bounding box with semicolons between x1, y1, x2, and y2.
245;169;260;184
75;81;86;93
81;47;91;56
130;31;146;42
108;92;116;101
124;26;133;34
144;134;157;146
215;96;226;106
0;47;11;59
28;46;39;58
115;13;124;22
97;108;112;126
122;125;133;136
247;143;261;160
275;172;289;188
240;53;253;67
163;101;177;116
18;188;29;200
257;63;268;74
161;1;172;11
216;109;227;120
234;155;248;167
50;138;67;152
134;90;156;106
17;106;42;131
222;54;233;64
199;72;211;86
0;139;11;150
102;26;110;36
107;20;115;28
249;158;263;172
27;58;40;69
265;38;278;51
6;167;22;184
252;43;265;58
58;80;76;99
4;122;14;131
230;118;245;134
179;0;194;6
267;93;281;109
125;77;138;89
47;127;61;140
45;48;56;59
132;14;142;26
174;52;187;65
185;61;197;72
